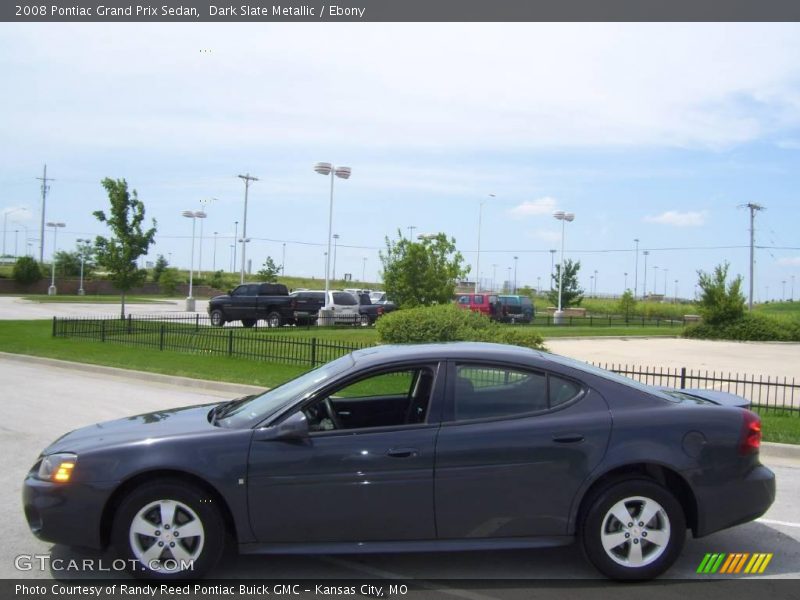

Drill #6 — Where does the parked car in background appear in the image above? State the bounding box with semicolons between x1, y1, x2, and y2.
24;342;774;580
207;283;294;328
455;292;505;321
354;292;396;325
288;290;361;325
499;295;535;323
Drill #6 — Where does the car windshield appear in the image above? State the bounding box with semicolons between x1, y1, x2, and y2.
544;353;676;401
215;355;355;428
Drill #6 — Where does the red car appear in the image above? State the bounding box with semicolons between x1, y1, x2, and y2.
455;293;506;320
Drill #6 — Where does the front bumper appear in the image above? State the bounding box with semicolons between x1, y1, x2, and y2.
693;464;776;537
23;474;117;550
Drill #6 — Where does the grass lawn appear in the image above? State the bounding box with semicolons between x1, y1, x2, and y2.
754;300;800;319
13;294;177;304
757;411;800;445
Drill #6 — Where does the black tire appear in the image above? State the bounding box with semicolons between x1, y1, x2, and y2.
359;314;371;327
209;309;226;327
580;479;686;581
111;480;225;580
241;319;256;328
265;311;282;328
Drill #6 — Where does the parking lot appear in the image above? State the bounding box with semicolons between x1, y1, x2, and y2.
3;354;799;583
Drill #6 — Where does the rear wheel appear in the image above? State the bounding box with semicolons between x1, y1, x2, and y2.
209;309;225;327
360;314;371;327
112;481;225;580
241;319;256;328
581;479;685;580
266;311;282;328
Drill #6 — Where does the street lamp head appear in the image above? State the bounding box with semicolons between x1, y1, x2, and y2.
196;211;207;219
552;211;565;220
564;213;575;222
46;222;65;228
181;210;194;218
334;166;352;179
333;234;340;240
314;162;333;175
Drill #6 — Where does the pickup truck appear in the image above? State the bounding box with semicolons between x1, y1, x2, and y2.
207;282;295;328
356;292;395;324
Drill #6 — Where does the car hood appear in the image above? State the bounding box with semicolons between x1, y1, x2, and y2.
43;404;220;455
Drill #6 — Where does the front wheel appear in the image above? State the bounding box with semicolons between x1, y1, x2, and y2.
265;311;282;328
112;481;225;580
581;479;685;580
209;309;226;327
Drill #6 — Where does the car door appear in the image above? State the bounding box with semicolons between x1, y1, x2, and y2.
226;285;250;319
247;362;445;544
434;361;611;539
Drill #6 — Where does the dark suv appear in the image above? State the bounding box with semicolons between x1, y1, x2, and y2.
498;295;535;323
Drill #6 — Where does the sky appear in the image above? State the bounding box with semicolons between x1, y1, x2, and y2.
1;23;799;301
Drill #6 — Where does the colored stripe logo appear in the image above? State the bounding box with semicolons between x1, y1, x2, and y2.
697;553;773;574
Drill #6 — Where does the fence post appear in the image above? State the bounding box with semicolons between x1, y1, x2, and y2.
680;367;686;389
228;329;234;356
52;316;57;337
101;319;106;342
589;316;593;326
159;324;165;351
195;314;200;331
310;338;317;367
127;314;132;334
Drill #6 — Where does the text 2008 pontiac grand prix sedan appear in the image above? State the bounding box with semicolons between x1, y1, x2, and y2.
23;343;775;580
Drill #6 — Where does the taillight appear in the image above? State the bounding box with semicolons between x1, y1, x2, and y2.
739;411;762;455
377;307;384;315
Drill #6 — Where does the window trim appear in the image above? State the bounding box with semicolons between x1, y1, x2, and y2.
442;359;586;425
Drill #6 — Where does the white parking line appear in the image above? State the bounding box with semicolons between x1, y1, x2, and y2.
319;557;502;600
757;518;800;528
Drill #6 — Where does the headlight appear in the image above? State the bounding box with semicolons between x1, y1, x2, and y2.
37;453;78;483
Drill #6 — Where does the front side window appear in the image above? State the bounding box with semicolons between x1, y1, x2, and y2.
453;364;582;421
458;296;470;305
231;285;247;296
473;295;484;305
303;367;436;433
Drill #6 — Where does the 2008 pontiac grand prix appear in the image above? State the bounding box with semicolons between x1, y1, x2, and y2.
23;342;775;580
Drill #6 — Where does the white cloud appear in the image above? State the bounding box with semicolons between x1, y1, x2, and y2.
777;256;800;266
509;197;558;218
644;210;708;227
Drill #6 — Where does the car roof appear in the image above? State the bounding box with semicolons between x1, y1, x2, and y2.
349;342;546;365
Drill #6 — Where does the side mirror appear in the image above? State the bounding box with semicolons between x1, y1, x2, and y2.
255;411;309;441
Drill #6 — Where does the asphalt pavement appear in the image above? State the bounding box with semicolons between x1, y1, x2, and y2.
2;354;798;583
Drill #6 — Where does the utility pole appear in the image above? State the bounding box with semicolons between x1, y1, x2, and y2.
36;164;54;263
407;225;416;240
633;239;639;298
741;203;764;311
237;174;259;284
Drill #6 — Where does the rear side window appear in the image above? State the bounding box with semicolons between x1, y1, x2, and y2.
332;292;357;305
550;375;581;407
458;296;470;305
473;295;484;305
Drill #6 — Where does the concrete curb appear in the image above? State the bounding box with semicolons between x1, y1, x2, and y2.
761;441;800;461
0;352;265;396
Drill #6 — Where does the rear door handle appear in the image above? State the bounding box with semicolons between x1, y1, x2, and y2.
386;447;419;458
552;434;585;444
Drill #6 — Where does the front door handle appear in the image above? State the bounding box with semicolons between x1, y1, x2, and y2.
552;434;585;444
386;447;419;458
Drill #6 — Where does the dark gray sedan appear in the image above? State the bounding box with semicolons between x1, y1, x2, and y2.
23;343;775;580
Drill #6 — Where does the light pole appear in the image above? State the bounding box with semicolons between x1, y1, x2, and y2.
3;207;27;257
233;221;238;274
281;242;286;276
653;266;659;297
475;194;494;293
362;257;367;283
314;162;351;306
332;234;340;281
642;250;650;296
633;238;640;299
537;276;541;294
593;269;598;297
663;268;669;296
407;225;416;240
182;210;206;311
46;221;65;296
782;280;787;301
674;279;679;303
506;266;512;293
212;232;218;273
237;174;258;284
590;276;594;298
76;238;91;296
624;272;628;293
238;238;251;276
553;210;575;324
491;264;498;292
549;249;556;292
513;256;518;294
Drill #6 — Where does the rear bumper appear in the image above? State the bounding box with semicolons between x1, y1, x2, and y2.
693;464;775;537
23;475;116;550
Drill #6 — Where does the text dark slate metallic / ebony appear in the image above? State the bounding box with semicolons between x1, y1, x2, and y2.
22;342;775;580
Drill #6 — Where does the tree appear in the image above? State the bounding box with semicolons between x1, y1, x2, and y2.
152;254;169;283
158;268;180;296
379;231;469;308
12;256;42;284
92;178;157;317
696;262;745;326
53;251;81;277
617;289;636;321
547;259;584;307
257;257;281;282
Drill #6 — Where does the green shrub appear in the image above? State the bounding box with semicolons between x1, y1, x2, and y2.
12;256;43;284
684;312;800;342
158;268;181;296
376;304;546;350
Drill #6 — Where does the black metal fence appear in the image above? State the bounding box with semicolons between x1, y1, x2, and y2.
52;315;368;367
594;362;799;415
